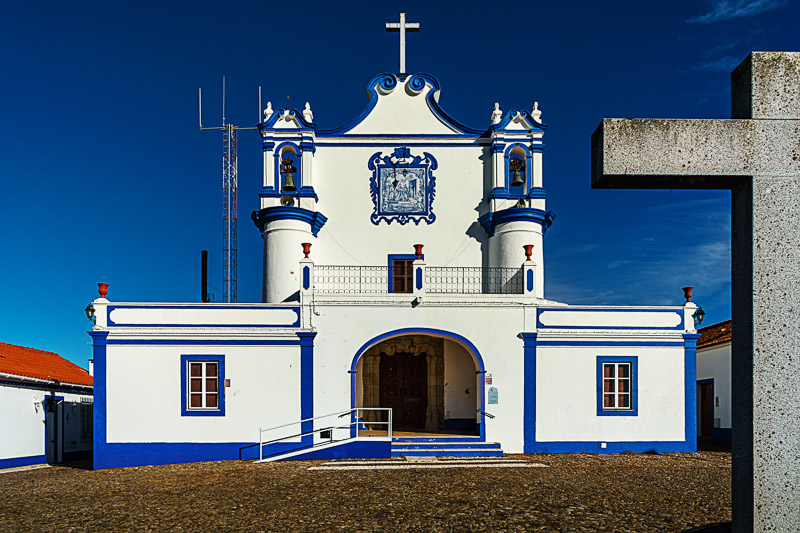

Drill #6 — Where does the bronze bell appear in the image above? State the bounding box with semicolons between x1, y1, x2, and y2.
510;158;525;187
280;157;297;192
283;172;296;192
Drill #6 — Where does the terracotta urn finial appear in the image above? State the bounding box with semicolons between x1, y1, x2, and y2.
414;244;424;260
682;286;694;303
523;245;534;262
301;242;312;259
98;283;109;299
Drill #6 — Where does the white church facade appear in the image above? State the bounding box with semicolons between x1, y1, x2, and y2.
88;57;701;468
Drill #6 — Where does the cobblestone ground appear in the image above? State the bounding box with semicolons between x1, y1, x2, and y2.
0;452;731;532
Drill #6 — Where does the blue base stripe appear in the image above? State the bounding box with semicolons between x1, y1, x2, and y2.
279;440;391;461
92;442;300;469
529;440;697;454
0;455;47;469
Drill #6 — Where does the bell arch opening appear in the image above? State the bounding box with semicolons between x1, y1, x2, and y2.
351;331;483;435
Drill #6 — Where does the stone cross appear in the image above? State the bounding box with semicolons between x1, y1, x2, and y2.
385;12;419;74
592;52;800;532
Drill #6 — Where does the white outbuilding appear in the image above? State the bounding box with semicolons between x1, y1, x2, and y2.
0;343;93;468
696;320;732;442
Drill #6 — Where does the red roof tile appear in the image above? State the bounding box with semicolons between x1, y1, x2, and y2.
697;319;732;350
0;343;93;387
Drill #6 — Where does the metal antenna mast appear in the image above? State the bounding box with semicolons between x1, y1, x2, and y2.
198;77;258;303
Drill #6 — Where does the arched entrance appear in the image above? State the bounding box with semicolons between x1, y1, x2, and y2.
350;329;485;436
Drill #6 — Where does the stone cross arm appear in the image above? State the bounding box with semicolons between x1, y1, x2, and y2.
592;118;800;189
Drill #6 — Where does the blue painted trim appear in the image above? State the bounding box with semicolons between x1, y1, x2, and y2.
259;186;318;201
180;354;225;417
479;207;556;237
526;440;697;454
297;332;316;448
89;331;108;470
536;341;685;347
280;440;391;461
313;73;486;137
94;441;297;468
106;305;301;328
489;186;548;200
316;142;487;148
349;328;486;441
526;269;534;292
387;254;419;293
302;266;310;290
0;455;47;469
415;267;422;290
492;109;547;132
369;148;437;226
520;332;537;453
105;339;301;346
683;334;699;451
251;206;328;237
259;108;317;131
596;356;639;416
536;307;685;331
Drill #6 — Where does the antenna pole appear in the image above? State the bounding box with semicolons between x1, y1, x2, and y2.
222;76;226;126
258;86;262;123
198;88;203;129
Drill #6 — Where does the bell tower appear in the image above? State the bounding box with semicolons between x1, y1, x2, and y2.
478;102;554;298
252;103;326;303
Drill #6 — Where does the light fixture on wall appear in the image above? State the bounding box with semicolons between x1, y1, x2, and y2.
693;306;706;327
280;157;297;192
84;303;96;325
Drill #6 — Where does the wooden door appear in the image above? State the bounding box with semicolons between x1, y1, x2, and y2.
380;352;428;429
699;382;714;439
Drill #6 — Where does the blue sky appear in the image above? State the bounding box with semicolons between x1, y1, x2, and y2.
1;0;796;367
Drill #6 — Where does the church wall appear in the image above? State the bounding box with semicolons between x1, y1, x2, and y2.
443;339;479;426
535;346;687;443
105;343;301;444
696;342;732;435
309;145;489;268
311;302;527;452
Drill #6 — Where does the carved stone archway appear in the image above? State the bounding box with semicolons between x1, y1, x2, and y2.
360;335;444;430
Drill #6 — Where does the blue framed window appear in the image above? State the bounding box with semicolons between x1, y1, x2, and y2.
596;356;638;416
387;253;421;293
181;354;225;417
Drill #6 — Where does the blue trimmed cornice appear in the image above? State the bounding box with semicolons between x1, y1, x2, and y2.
489;187;548;200
478;207;556;237
311;73;486;137
259;186;319;201
492;110;547;132
251;206;328;236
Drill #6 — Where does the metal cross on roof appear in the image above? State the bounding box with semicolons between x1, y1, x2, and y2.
385;12;419;75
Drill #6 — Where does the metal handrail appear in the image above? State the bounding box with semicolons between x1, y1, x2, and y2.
257;407;392;462
478;409;496;419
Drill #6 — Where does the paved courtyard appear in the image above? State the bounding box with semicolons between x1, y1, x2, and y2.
0;451;731;532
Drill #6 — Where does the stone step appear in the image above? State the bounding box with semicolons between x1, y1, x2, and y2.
391;441;501;450
391;447;504;457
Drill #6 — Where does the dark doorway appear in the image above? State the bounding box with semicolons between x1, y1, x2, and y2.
699;381;714;440
380;352;427;429
389;258;413;293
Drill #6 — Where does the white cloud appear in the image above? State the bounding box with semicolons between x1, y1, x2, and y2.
687;0;788;24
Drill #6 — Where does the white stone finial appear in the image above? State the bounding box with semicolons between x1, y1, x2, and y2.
263;102;273;121
531;101;542;123
303;102;313;122
491;102;502;125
